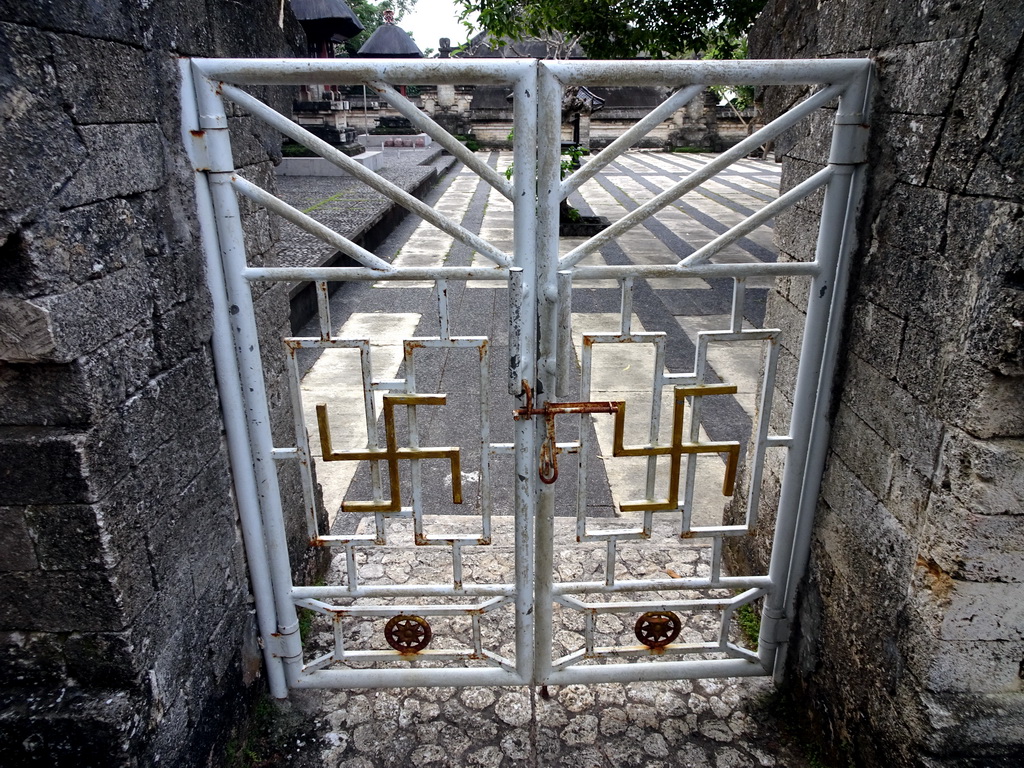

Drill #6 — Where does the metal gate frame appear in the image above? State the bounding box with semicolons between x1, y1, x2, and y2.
180;57;873;696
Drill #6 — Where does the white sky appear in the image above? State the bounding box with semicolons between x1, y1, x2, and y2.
400;0;476;54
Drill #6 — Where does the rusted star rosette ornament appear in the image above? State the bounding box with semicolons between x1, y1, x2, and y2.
384;614;432;653
634;611;681;649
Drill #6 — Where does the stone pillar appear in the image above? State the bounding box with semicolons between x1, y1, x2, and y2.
727;1;1024;765
0;2;314;765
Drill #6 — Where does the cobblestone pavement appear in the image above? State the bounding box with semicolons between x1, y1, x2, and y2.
271;151;813;767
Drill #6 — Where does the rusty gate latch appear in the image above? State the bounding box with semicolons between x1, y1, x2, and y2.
513;381;621;484
514;381;742;501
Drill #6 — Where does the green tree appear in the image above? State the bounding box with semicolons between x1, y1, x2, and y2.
457;0;766;59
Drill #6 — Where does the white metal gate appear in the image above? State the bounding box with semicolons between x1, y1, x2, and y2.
181;57;872;696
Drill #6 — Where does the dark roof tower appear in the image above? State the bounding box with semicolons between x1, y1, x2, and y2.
357;9;423;58
289;0;364;44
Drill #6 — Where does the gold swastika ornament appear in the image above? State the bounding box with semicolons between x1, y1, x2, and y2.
317;394;462;513
612;384;741;513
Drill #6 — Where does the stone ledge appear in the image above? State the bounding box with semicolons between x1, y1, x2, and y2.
276;152;384;176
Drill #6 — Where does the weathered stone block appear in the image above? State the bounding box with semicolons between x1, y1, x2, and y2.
780;107;835;168
0;571;123;632
934;0;1024;188
936;365;1024;440
55;122;167;210
0;361;91;426
886;455;930;535
848;302;904;378
841;356;944;477
93;417;226;554
0;326;157;426
874;113;943;187
0;267;152;363
870;182;948;260
778;156;827;216
0;506;38;571
872;0;975;46
923;637;1024;695
925;509;1024;584
940;581;1024;642
8;198;144;298
830;401;893;501
876;39;969;117
818;456;915;590
938;432;1024;516
63;631;138;689
773;204;819;263
896;320;941;404
0;0;146;45
83;353;221;496
0;631;66;687
945;197;1024;377
815;0;877;53
25;505;105;571
0;686;146;768
762;293;805;358
50;36;155;125
0;428;91;505
0;23;87;243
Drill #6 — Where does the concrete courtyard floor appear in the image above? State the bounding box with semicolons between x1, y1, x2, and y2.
265;150;818;767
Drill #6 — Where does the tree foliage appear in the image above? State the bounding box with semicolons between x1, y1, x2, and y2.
457;0;767;58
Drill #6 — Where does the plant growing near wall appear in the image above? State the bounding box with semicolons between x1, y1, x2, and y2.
502;129;590;224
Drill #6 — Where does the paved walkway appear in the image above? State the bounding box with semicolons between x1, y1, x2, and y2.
270;151;812;767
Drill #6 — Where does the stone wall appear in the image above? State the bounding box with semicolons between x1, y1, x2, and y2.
732;0;1023;765
0;1;310;765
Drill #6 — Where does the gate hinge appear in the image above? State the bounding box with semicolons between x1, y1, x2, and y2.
261;628;301;660
185;126;212;172
759;609;791;646
828;122;870;166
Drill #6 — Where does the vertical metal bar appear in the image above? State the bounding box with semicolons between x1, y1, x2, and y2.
285;349;320;539
191;65;303;687
711;536;723;581
605;539;617;587
619;277;634;335
645;338;667;503
533;61;563;685
179;60;287;698
759;67;873;678
745;338;781;529
345;544;359;592
436;279;450;339
453;543;464;589
363;344;384;504
317;281;332;340
555;270;573;398
508;268;525;396
576;335;594;540
511;63;539;683
479;341;492;543
730;278;746;333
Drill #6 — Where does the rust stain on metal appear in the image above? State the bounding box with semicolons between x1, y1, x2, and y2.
635;611;681;649
190;129;205;137
384;614;431;653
